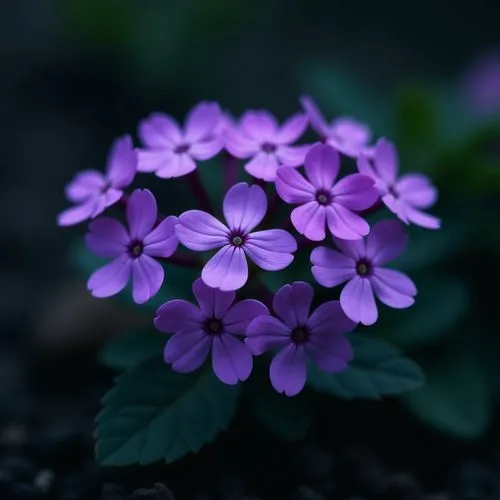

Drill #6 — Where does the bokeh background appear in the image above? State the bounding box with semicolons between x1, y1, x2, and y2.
1;0;500;498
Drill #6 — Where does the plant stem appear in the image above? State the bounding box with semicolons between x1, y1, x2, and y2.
223;152;238;192
186;170;213;213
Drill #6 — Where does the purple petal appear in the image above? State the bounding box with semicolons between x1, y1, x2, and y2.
223;182;267;233
57;199;99;227
270;344;307;396
192;277;235;319
137;150;174;174
403;205;441;230
164;330;211;373
300;95;331;137
371;268;417;309
332;174;378;211
365;220;408;266
373;138;398;184
275;144;310;167
64;170;105;202
245;315;290;355
305;335;352;372
304;143;340;189
340;276;378;325
106;135;137;188
224;300;269;335
382;194;409;223
326;204;370;240
291;202;327;241
212;334;253;384
131;255;164;304
240;110;278;141
273;282;314;329
100;188;123;215
85;217;128;258
87;255;132;298
143;216;179;258
126;189;157;240
307;301;357;334
155;299;205;333
184;102;221;142
357;154;377;178
244;152;280;182
333;236;366;261
189;138;223;160
275;113;308;143
275;167;315;204
138;112;182;148
224;128;259;158
310;246;356;288
176;210;228;251
329;118;372;157
156;154;196;179
244;229;297;271
202;245;248;291
396;173;438;209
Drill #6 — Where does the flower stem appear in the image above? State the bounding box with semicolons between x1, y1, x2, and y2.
186;171;213;213
223;152;238;192
267;191;282;222
166;252;201;268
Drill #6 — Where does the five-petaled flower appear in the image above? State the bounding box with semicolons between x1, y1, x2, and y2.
137;101;223;178
300;95;374;158
276;143;379;241
176;182;297;291
246;282;355;396
311;220;417;325
86;189;178;304
155;278;268;384
224;110;310;181
58;135;136;226
357;138;441;229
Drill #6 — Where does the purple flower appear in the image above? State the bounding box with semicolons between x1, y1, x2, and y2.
275;143;378;241
137;101;223;178
224;110;309;182
86;189;179;304
176;182;297;291
311;220;417;326
58;135;136;226
246;282;355;396
357;138;441;229
300;95;374;158
155;278;268;384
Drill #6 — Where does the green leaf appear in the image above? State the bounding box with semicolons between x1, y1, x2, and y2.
404;349;492;439
307;334;424;400
96;359;240;466
99;329;166;371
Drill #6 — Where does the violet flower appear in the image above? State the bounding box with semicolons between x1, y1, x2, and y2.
137;101;223;178
224;110;309;182
155;278;268;384
246;282;355;396
58;135;136;226
275;143;378;241
357;138;441;229
176;182;297;291
300;95;374;157
311;220;417;326
86;189;178;304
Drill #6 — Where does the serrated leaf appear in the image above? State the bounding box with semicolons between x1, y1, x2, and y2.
307;334;424;400
96;359;240;466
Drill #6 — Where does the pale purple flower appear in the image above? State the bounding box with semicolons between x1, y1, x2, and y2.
155;278;268;384
176;182;297;291
86;189;178;304
275;143;378;241
137;101;223;178
311;220;417;326
246;282;355;396
300;95;374;158
224;110;309;182
58;135;136;226
357;138;441;229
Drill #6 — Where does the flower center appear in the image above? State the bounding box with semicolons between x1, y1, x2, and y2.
291;326;309;344
261;142;277;154
128;241;144;258
315;190;332;206
205;318;223;335
231;234;245;247
175;143;190;154
356;259;372;277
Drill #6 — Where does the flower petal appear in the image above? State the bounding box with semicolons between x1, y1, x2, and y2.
310;246;356;288
371;268;417;309
340;276;378;325
164;330;211;373
275;113;308;143
224;300;269;335
192;277;235;319
184;101;221;142
357;154;377;178
326;204;370;240
374;138;398;184
245;316;290;355
307;301;357;334
365;220;408;265
275;167;315;204
156;154;196;178
403;205;441;230
332;174;378;211
202;245;248;291
244;152;280;182
275;144;310;167
273;282;314;329
304;143;340;189
106;135;137;188
155;299;205;333
126;189;157;240
57;199;99;227
87;255;132;298
305;335;352;372
143;216;179;258
212;334;253;384
300;95;331;137
131;255;164;304
332;236;366;261
244;229;297;271
240;110;278;141
137;149;175;174
291;202;327;241
223;182;267;233
64;170;106;202
85;217;129;258
176;210;228;251
224;128;259;158
138;112;182;148
396;173;438;208
189;138;224;160
270;344;307;396
329;118;372;157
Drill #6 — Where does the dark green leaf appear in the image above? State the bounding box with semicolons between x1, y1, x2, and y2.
307;334;424;400
96;359;240;466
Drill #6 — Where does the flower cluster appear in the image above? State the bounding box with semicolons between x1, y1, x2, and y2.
59;99;440;395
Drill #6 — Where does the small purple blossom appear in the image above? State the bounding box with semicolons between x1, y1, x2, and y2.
155;278;268;384
357;138;441;229
137;101;223;178
86;189;178;304
311;220;417;326
246;282;355;396
58;135;136;226
300;95;374;158
176;182;297;291
275;143;378;241
224;110;310;182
